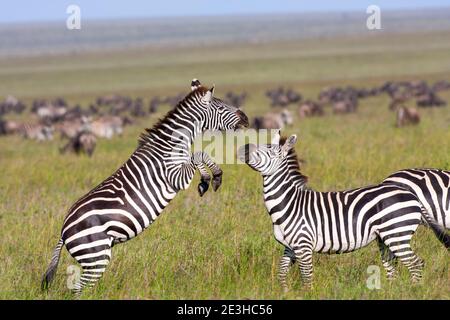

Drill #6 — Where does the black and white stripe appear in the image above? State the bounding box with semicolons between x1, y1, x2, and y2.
383;168;450;248
42;79;248;294
239;132;436;290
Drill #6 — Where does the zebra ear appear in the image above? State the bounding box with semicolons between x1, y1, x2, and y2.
281;134;297;156
271;129;281;145
191;78;202;91
201;85;215;104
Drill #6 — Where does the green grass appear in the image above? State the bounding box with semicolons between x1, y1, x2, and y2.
0;30;449;299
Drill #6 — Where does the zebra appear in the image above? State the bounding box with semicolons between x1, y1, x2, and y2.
238;131;444;290
382;168;450;248
42;79;249;294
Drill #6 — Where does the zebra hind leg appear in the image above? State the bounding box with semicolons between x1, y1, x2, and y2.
383;235;424;283
376;237;398;280
72;242;112;296
278;247;296;293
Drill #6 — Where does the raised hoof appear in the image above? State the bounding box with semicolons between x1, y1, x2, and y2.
198;181;209;197
212;174;222;191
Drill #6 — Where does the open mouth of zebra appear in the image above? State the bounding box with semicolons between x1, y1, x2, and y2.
235;110;249;129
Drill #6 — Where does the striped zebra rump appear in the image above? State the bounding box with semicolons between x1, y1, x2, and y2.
383;168;450;229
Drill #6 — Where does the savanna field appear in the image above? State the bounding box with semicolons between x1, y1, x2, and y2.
0;28;449;299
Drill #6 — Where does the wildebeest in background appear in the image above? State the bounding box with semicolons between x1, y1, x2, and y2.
396;106;420;127
149;97;162;114
416;91;447;108
332;99;357;114
298;100;324;118
60;130;97;157
223;91;248;108
253;109;293;129
266;87;302;107
431;80;450;92
0;95;26;116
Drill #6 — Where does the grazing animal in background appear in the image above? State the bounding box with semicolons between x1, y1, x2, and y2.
396;106;420;127
382;169;450;248
60;130;97;157
21;123;54;141
332;99;357;114
90;115;125;139
0;119;21;135
239;131;438;290
253;109;293;129
223;91;247;108
298;100;324;118
55;116;91;139
416;91;446;108
41;79;249;295
2;120;54;141
266;87;302;107
0;95;26;116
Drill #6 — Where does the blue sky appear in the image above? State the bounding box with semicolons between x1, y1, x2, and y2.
1;0;449;23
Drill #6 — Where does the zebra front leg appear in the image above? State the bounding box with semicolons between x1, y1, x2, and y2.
294;247;314;288
377;237;398;280
278;247;296;293
197;162;211;197
192;151;223;195
193;151;223;192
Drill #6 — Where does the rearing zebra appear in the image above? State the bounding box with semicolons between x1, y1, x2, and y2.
42;79;249;294
238;131;443;290
382;168;450;248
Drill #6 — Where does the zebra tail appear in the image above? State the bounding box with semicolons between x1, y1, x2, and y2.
428;221;450;249
41;238;64;291
420;209;450;250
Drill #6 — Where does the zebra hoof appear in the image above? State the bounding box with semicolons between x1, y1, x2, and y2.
198;181;209;197
212;174;222;191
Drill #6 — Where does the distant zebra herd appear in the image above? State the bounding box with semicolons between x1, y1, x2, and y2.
37;79;449;296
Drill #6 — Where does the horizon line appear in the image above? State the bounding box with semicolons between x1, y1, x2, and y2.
1;5;450;26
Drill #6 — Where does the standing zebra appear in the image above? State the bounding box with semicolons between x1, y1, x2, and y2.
42;79;249;294
238;131;442;290
382;169;450;248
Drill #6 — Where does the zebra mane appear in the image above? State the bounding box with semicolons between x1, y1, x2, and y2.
138;86;209;146
280;136;308;187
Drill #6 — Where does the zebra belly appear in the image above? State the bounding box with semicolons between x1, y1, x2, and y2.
314;233;377;254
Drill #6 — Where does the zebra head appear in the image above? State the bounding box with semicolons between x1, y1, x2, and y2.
191;79;249;131
239;130;298;175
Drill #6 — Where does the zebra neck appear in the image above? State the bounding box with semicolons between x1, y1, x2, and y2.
262;166;307;222
140;107;205;153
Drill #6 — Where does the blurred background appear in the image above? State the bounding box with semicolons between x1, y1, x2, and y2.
0;1;449;299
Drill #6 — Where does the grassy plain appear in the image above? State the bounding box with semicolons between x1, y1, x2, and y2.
0;29;449;299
